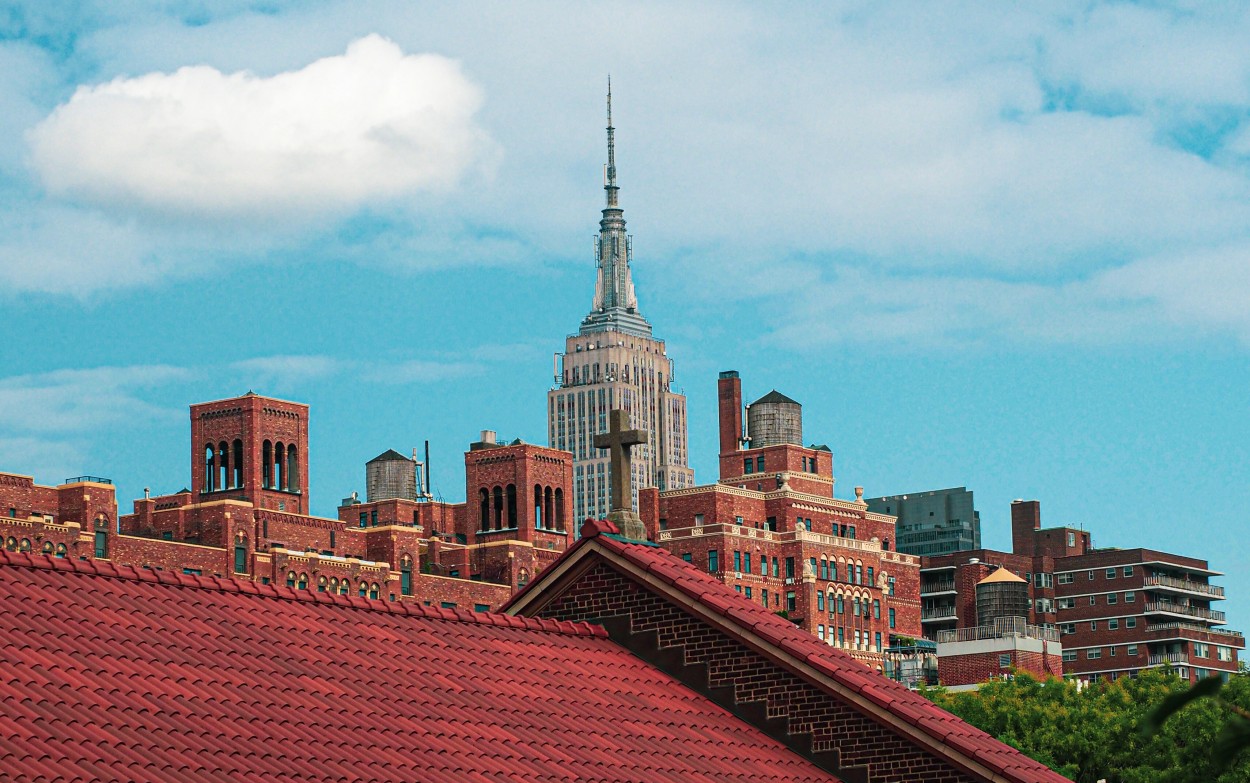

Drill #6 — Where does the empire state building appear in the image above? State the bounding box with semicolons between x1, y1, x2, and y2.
548;88;694;523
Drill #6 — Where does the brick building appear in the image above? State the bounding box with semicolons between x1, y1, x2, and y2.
0;517;1070;782
920;499;1242;684
0;392;574;612
639;371;923;669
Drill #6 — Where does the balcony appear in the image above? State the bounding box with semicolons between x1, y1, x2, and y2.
1148;654;1189;667
1144;622;1246;646
920;579;956;596
1145;602;1225;623
921;606;957;621
1144;575;1225;599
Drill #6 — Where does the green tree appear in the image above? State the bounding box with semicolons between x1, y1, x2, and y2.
921;668;1250;783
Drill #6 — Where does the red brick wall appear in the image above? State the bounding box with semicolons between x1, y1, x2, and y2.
939;648;1063;687
538;562;975;783
191;395;310;514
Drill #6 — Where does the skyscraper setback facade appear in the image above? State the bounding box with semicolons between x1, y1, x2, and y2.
548;90;694;522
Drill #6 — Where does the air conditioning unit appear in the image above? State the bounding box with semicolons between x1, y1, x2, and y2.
734;572;743;579
785;578;795;585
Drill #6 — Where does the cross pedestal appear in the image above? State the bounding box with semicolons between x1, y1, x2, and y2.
593;408;649;541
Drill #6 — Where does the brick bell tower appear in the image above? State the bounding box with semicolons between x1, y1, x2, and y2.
190;392;310;514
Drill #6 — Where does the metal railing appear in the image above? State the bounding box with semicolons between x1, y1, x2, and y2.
1148;654;1189;667
1145;622;1244;640
1144;575;1225;597
64;475;112;485
936;617;1060;644
922;606;958;620
1145;602;1225;622
920;579;956;594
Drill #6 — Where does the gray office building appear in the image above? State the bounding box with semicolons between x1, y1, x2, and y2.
864;487;981;557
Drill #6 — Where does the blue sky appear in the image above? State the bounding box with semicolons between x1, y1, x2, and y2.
1;1;1247;633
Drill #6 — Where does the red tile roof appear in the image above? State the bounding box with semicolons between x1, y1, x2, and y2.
0;550;842;782
506;521;1072;783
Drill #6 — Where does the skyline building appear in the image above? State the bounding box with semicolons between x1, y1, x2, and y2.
865;487;982;557
547;87;694;522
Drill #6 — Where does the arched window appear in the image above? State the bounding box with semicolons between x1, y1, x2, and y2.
369;583;380;600
41;541;53;554
4;537;15;552
234;537;248;574
329;577;338;592
400;556;413;596
262;440;272;488
544;486;554;530
218;442;229;492
286;445;299;492
286;571;297;587
554;488;564;530
358;582;368;598
317;576;327;593
205;445;216;492
297;573;308;590
506;484;517;528
518;568;529;587
534;485;543;528
339;580;349;596
479;489;490;530
232;439;244;488
18;539;30;553
274;443;285;491
492;486;503;530
55;543;67;559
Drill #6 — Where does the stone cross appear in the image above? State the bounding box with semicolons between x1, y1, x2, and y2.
594;409;648;514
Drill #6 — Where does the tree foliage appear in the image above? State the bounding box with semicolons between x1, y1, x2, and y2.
920;668;1250;783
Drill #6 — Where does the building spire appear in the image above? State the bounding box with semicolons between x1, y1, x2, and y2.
582;81;650;338
605;77;619;209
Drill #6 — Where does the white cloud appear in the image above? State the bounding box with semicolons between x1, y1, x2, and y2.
27;34;495;220
0;365;191;433
232;355;343;389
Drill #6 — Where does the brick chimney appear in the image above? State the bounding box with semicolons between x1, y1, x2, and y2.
1010;500;1041;557
718;371;743;457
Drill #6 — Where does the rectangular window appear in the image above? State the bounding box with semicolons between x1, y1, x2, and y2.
1106;568;1116;579
708;550;719;573
694;513;704;525
838;627;845;645
474;604;490;613
873;599;881;619
744;458;754;474
809;557;817;578
831;564;838;581
804;518;812;532
1090;595;1097;606
772;557;779;577
757;455;765;472
1067;532;1076;547
1127;645;1138;656
1125;591;1135;602
760;557;767;576
681;553;692;563
745;587;752;599
1194;643;1209;657
1107;593;1117;605
1088;649;1102;660
999;654;1011;668
817;592;825;611
762;589;769;606
440;601;456;609
161;531;173;540
785;557;795;579
1061;623;1076;635
1063;651;1077;662
1058;573;1074;584
818;624;825;640
855;565;863;585
888;577;896;596
93;531;108;559
848;526;856;539
1110;646;1117;657
875;632;882;652
1058;597;1075;609
182;568;201;576
734;551;742;571
744;553;752;573
820;561;828;580
734;585;741;593
786;592;796;612
889;608;896;629
1126;617;1136;628
1109;619;1119;630
359;512;367;528
1218;647;1232;662
867;567;874;585
1123;566;1134;577
1088;570;1095;580
1090;621;1098;631
837;596;845;614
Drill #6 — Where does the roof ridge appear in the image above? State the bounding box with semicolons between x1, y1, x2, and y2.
0;550;605;639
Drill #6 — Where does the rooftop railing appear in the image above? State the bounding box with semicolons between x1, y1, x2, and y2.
64;475;112;485
936;617;1060;644
1144;575;1225;597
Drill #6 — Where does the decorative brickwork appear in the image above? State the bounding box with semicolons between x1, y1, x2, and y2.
539;561;974;783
